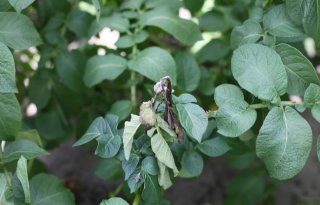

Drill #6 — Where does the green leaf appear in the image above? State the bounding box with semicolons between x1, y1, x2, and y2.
16;156;30;204
109;100;132;122
214;84;244;107
3;139;48;163
142;174;161;204
0;12;41;49
100;198;129;205
230;20;263;49
199;9;229;32
89;13;129;36
256;107;312;180
15;130;43;147
197;39;230;63
304;83;320;122
0;42;17;93
263;4;306;42
30;174;75;205
122;154;140;180
95;158;122;181
145;0;181;11
91;0;101;21
151;133;179;175
0;173;13;205
231;44;287;103
225;172;264;205
176;102;208;143
173;93;197;104
120;0;144;10
8;0;35;12
67;10;94;38
28;73;51;110
174;53;200;92
55;50;86;92
275;43;320;96
74;117;106;146
128;47;177;85
140;8;202;46
35;110;66;140
0;93;21;139
142;156;159;175
302;0;320;45
286;0;303;25
184;0;205;14
0;1;11;11
123;114;141;160
197;135;230;157
179;150;203;178
84;54;127;87
157;161;172;189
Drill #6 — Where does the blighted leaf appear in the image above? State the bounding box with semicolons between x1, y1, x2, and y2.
0;42;16;93
231;20;262;49
275;43;320;96
151;133;178;175
3;139;48;163
139;101;156;126
175;53;200;92
123;114;141;160
30;174;75;205
197;135;230;157
100;198;129;205
0;94;21;140
0;12;41;49
263;4;306;42
176;102;208;143
304;83;320;122
231;44;287;103
140;8;201;46
16;156;30;204
128;47;177;85
84;54;127;87
256;107;312;180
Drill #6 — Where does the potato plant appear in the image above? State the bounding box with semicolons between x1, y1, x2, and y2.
1;0;320;204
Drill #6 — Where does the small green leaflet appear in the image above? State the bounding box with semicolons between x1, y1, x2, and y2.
275;43;320;96
16;156;31;204
231;44;287;103
174;52;200;92
123;114;141;160
197;135;230;157
128;47;177;85
263;4;306;42
302;0;320;45
157;160;172;189
3;139;48;163
100;197;129;205
0;12;42;49
30;174;75;205
109;100;132;122
151;133;179;175
304;83;320;122
91;0;101;21
214;84;257;137
179;150;204;178
0;42;17;93
89;13;129;36
176;98;208;142
256;107;312;180
0;94;22;140
8;0;35;13
231;20;263;49
84;54;127;87
140;8;202;46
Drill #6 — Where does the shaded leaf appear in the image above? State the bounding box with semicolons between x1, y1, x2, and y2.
16;156;30;204
0;42;16;93
8;0;35;12
197;135;230;157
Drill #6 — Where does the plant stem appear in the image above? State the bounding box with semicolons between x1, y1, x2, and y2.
131;71;137;108
208;101;304;118
133;191;141;205
109;182;124;198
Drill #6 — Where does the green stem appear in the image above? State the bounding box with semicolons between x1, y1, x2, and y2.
208;101;304;118
109;182;124;198
131;71;137;108
133;191;141;205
